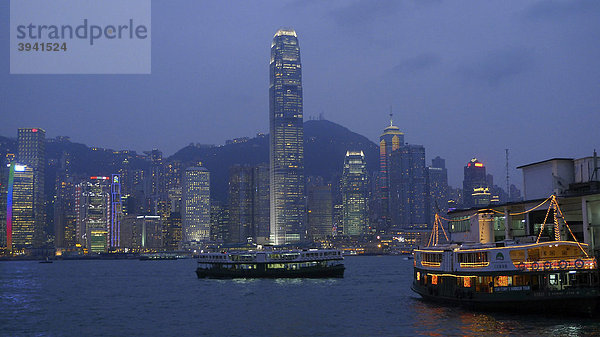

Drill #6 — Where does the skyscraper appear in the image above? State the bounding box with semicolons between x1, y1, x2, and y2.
426;156;449;226
182;166;210;243
17;128;45;248
378;118;404;232
252;163;270;243
228;164;270;244
6;163;35;251
307;184;333;241
389;144;427;229
110;174;122;248
342;151;368;236
269;28;305;245
463;158;490;208
228;165;254;243
75;176;111;253
54;176;77;249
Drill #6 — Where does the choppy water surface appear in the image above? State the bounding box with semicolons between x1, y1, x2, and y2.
1;256;598;336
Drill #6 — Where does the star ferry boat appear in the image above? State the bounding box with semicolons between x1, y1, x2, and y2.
412;241;599;314
196;249;345;279
412;195;600;315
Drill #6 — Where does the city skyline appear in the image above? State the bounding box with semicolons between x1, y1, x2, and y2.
1;1;599;188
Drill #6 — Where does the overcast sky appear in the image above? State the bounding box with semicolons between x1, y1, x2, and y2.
1;0;599;188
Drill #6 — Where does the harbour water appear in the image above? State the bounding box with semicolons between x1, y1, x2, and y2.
1;256;598;336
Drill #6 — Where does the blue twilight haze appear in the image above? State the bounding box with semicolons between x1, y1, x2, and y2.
1;0;599;185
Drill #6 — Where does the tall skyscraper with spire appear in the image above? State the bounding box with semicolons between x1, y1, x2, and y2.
378;114;403;232
269;28;305;245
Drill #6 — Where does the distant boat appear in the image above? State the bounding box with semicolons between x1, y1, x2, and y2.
139;253;177;261
39;257;53;264
196;249;345;279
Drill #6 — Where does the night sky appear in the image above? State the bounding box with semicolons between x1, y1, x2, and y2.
1;0;599;187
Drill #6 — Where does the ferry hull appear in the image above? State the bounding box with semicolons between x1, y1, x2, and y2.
411;283;600;316
196;264;345;279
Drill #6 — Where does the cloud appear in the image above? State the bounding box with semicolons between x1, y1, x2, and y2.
392;53;441;75
524;0;600;20
459;48;535;86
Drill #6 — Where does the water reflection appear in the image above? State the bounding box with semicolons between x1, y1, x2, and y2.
409;295;600;336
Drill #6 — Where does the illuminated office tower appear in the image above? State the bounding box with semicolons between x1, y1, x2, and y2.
342;151;368;236
378;118;403;232
75;176;111;253
0;164;6;248
17;128;45;248
110;174;122;248
463;158;490;208
5;163;35;251
269;28;305;245
182;166;210;243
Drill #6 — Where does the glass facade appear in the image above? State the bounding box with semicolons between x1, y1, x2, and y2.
8;163;35;250
389;144;427;228
183;167;210;243
463;158;489;208
17;128;45;248
228;164;270;243
307;184;333;240
342;151;368;236
75;177;111;253
269;28;305;245
378;120;404;233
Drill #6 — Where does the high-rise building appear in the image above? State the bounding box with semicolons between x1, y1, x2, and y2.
463;158;490;208
253;164;270;243
378;118;404;232
228;164;270;244
307;184;333;241
17;128;45;248
0;163;7;248
110;174;122;248
75;176;111;253
509;184;522;202
426;156;449;225
342;151;368;236
54;176;77;249
182;166;210;243
269;28;305;245
210;201;229;242
5;163;35;251
228;165;253;243
135;215;162;249
389;144;427;229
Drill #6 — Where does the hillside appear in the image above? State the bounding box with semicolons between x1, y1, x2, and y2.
170;119;379;202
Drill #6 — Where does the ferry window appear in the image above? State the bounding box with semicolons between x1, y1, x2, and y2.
450;217;469;233
422;253;442;263
431;275;438;285
494;276;510;287
458;252;488;264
